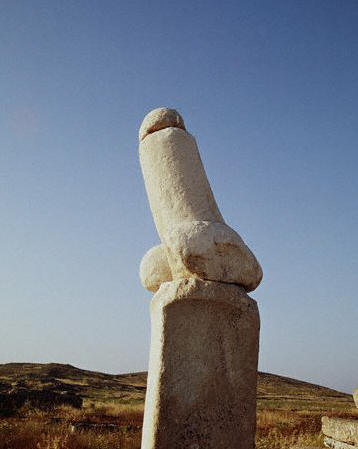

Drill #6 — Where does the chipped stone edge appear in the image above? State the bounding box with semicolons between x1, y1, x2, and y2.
324;436;356;449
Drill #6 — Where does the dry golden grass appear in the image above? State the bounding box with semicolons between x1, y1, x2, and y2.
256;409;323;448
255;406;358;449
0;403;142;449
0;420;141;449
1;405;358;449
1;363;356;448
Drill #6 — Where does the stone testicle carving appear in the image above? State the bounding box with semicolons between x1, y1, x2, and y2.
139;107;262;293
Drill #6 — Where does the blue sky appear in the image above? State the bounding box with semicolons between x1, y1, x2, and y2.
1;0;357;393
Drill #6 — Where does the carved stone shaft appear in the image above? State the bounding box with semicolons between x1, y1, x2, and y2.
141;278;260;449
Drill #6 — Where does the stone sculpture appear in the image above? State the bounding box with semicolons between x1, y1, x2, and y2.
139;107;262;449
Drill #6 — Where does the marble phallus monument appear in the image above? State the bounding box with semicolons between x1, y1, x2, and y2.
138;107;263;449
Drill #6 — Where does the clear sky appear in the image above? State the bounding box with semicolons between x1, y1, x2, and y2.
1;0;357;394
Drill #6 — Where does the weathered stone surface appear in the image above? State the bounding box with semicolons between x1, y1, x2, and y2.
322;417;358;445
324;436;356;449
353;389;358;408
165;220;262;292
139;107;186;142
140;244;172;292
139;108;262;448
141;278;260;449
140;221;261;292
139;108;262;292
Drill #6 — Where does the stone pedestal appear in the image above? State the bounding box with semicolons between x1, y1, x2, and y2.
141;278;260;449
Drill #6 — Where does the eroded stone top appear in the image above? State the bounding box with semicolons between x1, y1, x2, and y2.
139;107;186;142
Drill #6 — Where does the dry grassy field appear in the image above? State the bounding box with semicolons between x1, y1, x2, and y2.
0;363;356;449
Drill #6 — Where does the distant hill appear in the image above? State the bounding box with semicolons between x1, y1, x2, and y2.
0;363;353;413
257;371;353;410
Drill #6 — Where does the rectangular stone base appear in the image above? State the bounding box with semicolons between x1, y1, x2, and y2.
141;278;260;449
